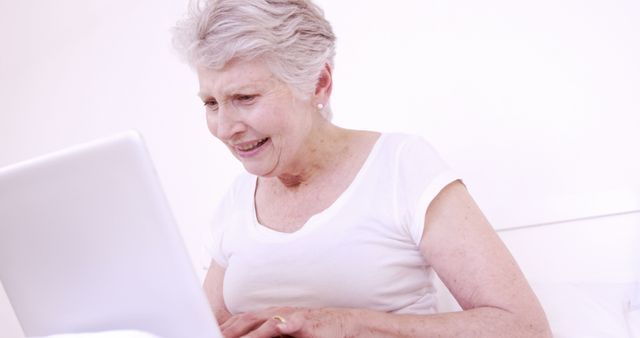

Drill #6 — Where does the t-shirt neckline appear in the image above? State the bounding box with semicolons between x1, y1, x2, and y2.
249;133;386;239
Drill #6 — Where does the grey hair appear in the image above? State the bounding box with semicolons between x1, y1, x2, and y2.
173;0;336;119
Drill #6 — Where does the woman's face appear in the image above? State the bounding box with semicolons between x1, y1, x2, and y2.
197;59;315;177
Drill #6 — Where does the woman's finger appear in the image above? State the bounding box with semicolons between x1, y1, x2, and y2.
238;317;281;338
275;311;305;336
220;315;244;333
220;312;264;338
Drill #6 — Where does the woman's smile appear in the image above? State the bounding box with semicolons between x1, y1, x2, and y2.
232;137;271;158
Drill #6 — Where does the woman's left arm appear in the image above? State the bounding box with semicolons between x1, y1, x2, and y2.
222;180;552;338
332;180;552;337
408;180;551;337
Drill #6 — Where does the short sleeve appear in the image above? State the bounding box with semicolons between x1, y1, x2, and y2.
202;189;233;269
201;174;252;269
395;136;460;245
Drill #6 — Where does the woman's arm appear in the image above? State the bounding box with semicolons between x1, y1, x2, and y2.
296;180;551;337
203;261;232;324
213;181;552;338
412;180;551;337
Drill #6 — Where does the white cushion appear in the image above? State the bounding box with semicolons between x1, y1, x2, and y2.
531;282;635;338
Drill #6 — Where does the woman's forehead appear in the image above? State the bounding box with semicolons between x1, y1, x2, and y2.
197;59;279;97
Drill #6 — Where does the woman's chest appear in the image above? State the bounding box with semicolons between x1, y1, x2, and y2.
221;216;431;314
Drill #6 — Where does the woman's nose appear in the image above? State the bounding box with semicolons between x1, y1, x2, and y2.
215;108;245;140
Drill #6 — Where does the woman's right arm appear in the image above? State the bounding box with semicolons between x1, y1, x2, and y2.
203;260;232;324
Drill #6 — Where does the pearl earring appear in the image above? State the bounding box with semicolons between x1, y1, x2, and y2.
317;103;324;110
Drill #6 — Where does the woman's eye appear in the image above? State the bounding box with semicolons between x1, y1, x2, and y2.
204;100;218;110
236;95;257;103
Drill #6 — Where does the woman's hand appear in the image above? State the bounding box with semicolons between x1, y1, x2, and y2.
220;307;356;338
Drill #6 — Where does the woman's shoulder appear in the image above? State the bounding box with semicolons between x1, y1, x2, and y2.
348;129;428;147
342;130;443;168
380;131;429;143
373;132;452;177
230;171;255;192
214;171;254;212
369;131;438;156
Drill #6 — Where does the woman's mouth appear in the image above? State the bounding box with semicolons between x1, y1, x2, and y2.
235;137;270;157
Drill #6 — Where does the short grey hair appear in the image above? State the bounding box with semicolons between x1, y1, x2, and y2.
173;0;337;119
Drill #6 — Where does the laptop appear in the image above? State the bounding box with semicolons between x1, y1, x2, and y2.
0;131;222;338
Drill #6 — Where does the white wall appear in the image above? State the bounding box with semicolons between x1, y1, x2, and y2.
1;0;639;336
319;0;640;228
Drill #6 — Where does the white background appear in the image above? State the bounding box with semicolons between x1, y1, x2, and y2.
1;0;639;336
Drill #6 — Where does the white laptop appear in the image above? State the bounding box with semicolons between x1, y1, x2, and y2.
0;131;222;338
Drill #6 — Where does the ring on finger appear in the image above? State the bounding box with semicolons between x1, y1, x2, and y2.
272;315;287;324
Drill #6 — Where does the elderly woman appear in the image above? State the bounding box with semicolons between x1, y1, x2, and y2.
173;0;551;337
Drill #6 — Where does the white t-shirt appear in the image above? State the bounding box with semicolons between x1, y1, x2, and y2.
207;133;459;315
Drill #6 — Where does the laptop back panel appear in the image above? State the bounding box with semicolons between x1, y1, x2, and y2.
0;132;221;338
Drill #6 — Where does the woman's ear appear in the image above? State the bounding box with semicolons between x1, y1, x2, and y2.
314;63;333;99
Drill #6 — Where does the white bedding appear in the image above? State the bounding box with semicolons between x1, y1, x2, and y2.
532;282;638;338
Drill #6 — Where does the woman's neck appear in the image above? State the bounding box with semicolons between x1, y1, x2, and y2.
275;121;351;189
